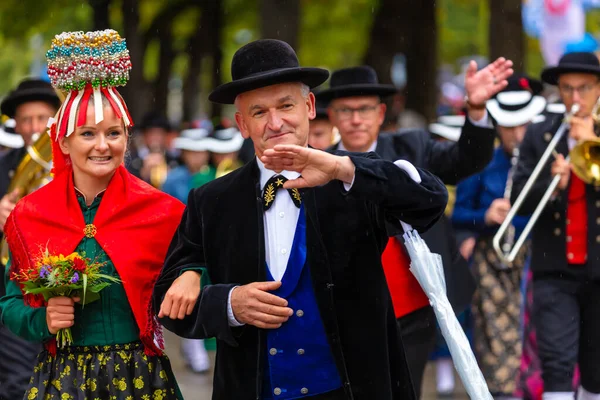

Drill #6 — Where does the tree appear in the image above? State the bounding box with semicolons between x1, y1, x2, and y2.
89;0;111;31
260;0;300;49
489;0;524;72
364;0;438;123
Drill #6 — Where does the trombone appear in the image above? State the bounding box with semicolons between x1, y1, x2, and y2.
492;103;589;265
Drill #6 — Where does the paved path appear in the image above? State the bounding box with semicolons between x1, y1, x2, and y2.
164;330;469;399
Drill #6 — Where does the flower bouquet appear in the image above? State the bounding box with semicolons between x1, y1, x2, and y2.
11;248;121;347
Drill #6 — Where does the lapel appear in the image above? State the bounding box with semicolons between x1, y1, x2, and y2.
228;159;267;282
299;187;331;285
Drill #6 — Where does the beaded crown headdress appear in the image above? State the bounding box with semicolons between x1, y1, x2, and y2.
45;29;133;173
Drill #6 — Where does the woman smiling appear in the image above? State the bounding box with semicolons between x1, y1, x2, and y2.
0;30;185;400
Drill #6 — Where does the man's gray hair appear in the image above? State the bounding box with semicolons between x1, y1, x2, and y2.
234;82;311;110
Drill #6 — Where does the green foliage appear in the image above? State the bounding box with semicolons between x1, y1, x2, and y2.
0;0;90;95
299;0;377;70
438;0;488;68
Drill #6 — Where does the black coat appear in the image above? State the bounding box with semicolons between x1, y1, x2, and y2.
330;118;496;313
153;152;448;400
0;147;25;201
511;114;600;279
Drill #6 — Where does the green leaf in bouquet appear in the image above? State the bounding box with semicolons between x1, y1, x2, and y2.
80;291;100;305
94;273;122;284
89;282;110;293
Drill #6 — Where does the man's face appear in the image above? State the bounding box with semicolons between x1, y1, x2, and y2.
14;101;57;146
497;124;528;154
558;73;600;117
328;96;385;152
308;119;334;150
144;127;169;152
234;83;314;158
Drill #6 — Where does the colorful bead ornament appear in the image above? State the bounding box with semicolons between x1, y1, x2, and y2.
45;29;134;175
46;30;132;92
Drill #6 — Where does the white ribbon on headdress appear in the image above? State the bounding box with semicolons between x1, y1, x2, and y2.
66;89;85;137
107;87;131;127
93;86;103;125
54;92;72;141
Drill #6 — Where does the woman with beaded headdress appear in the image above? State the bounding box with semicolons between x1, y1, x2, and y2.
0;30;185;399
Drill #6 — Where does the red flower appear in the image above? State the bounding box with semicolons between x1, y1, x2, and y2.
72;257;87;272
519;78;530;91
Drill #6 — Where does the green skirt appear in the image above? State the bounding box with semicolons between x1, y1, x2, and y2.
24;342;181;400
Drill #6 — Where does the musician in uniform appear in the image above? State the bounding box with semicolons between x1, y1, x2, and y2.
152;38;449;399
0;78;60;400
452;75;546;398
511;51;600;400
320;62;513;397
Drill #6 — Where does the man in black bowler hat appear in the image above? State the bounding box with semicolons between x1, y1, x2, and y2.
0;78;61;399
511;51;600;400
152;39;449;399
320;60;513;398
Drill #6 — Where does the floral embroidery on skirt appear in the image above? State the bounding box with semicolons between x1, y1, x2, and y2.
24;341;179;400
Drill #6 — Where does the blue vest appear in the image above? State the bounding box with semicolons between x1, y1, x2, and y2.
262;206;342;399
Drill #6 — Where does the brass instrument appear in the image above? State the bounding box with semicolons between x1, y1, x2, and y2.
493;101;600;264
215;157;242;178
149;159;168;189
1;132;53;265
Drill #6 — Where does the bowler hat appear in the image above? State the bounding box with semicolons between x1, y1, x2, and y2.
1;78;61;118
209;39;329;104
541;52;600;85
317;66;397;103
313;92;329;120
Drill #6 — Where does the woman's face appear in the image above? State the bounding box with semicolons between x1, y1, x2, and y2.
59;104;127;184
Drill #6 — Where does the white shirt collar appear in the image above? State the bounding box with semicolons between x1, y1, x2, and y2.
256;156;301;189
337;139;377;153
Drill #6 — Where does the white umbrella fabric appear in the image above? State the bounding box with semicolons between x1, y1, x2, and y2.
394;160;492;400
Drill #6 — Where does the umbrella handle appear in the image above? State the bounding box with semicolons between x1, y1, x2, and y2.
393;159;421;233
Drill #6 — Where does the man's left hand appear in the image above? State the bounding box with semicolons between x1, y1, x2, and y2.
261;145;355;189
464;57;514;119
158;271;202;320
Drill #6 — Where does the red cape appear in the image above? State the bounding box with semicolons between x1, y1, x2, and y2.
5;165;185;355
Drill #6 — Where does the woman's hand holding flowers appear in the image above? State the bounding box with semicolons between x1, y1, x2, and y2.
46;296;79;335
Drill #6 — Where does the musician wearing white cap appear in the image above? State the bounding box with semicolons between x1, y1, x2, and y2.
452;74;546;399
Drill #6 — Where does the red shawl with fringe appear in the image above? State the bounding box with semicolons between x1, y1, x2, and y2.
4;165;185;355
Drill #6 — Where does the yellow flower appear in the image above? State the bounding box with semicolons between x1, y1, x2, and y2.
117;380;127;391
89;379;97;392
126;396;134;400
68;354;75;361
51;379;62;391
159;370;167;380
61;393;73;400
27;387;38;400
152;389;166;400
133;377;144;389
142;395;150;400
148;362;153;372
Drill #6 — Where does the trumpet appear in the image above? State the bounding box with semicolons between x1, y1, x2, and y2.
493;101;600;264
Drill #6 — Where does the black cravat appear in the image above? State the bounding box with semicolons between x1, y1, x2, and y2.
262;175;302;210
